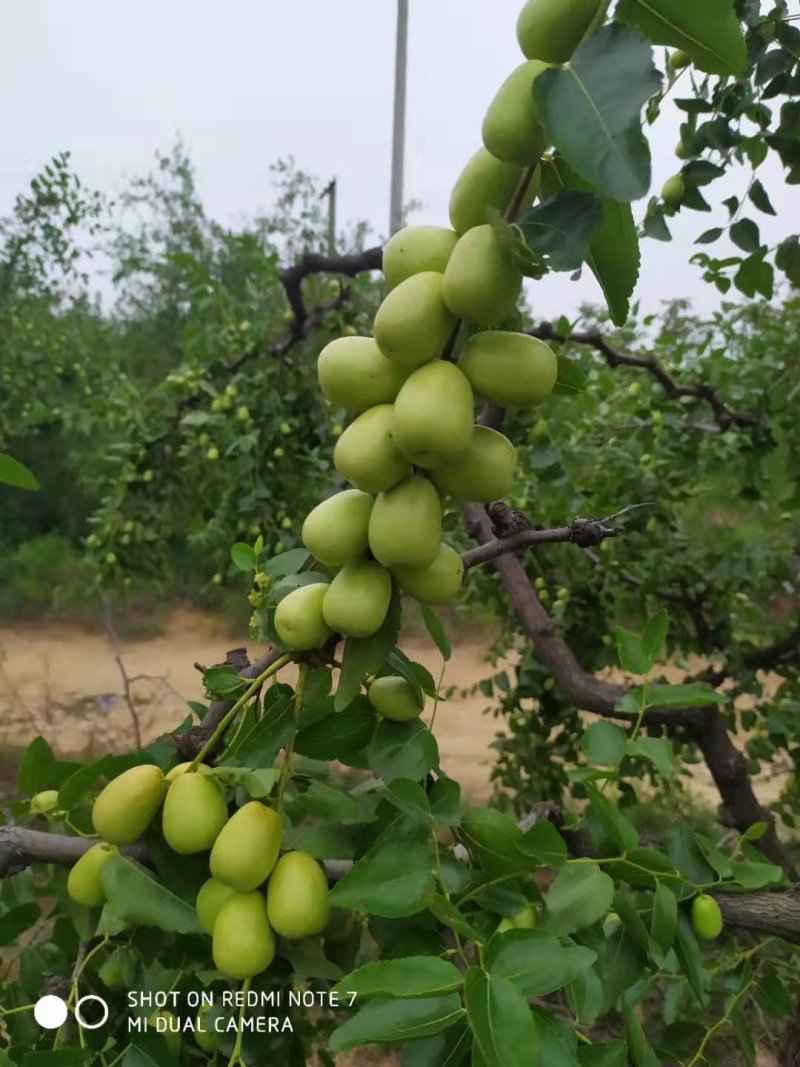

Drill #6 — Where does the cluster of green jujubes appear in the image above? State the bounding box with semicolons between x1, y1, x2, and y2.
269;0;612;652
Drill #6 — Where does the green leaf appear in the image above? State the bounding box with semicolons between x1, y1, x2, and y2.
0;903;40;946
517;192;604;272
329;994;464;1053
464;967;539;1067
429;777;461;828
291;779;378;825
329;836;435;917
227;686;295;767
625;737;674;775
579;1041;627;1067
100;854;201;933
22;1053;92;1067
642;610;668;664
740;821;768;843
230;542;257;571
202;664;248;700
487;929;596;997
209;766;278;798
16;736;57;794
675;914;709;1006
696;227;723;245
294;702;376;762
262;546;310;579
531;1007;580;1067
615;626;650;675
554;355;587;396
730;218;761;254
650;882;677;956
420;604;451;661
584;784;639;851
616;0;747;76
534;25;661;203
756;973;794;1018
425;892;485;942
621;1001;659;1067
0;453;39;491
122;1032;181;1067
582;721;627;766
385;778;433;823
368;719;439;783
400;1026;471;1067
518;820;568;867
645;683;722;707
735;255;774;299
336;587;401;710
730;860;784;889
543;863;614;935
777;236;800;286
459;807;527;876
334;957;463;1000
281;936;342;981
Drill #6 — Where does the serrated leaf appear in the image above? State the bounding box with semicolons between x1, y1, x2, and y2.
518;820;568;867
420;603;452;661
487;929;596;997
622;1001;659;1067
554;354;587;395
368;719;439;783
543;863;614;935
730;218;761;254
735;255;774;299
616;0;747;76
534;26;661;203
0;453;39;491
776;236;800;286
334;957;463;1000
230;542;256;572
329;836;435;918
329;994;464;1053
465;968;539;1067
16;736;57;794
625;737;674;775
645;683;722;707
429;777;461;827
749;179;776;215
650;882;677;955
517;191;604;272
100;854;201;933
582;721;627;766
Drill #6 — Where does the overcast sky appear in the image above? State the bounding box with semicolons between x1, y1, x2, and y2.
1;0;793;319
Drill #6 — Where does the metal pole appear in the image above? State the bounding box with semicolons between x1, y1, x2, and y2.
389;0;408;236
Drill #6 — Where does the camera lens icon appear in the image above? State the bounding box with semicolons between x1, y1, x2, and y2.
34;994;109;1031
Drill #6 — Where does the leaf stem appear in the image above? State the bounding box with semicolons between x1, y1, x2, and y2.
226;977;252;1067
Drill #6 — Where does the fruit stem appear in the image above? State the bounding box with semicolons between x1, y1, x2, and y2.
275;664;308;804
226;977;252;1067
504;163;539;224
190;654;293;769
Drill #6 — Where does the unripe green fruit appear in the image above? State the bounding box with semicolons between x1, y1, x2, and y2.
369;476;442;569
449;148;539;234
210;802;283;891
368;676;425;722
323;560;393;638
392;543;464;604
213;891;276;979
510;905;537;929
149;1010;181;1055
195;1004;220;1053
516;0;602;62
496;918;515;934
302;490;374;567
662;174;685;207
98;952;128;990
383;226;459;289
30;789;59;815
67;842;118;908
92;765;166;845
691;894;723;940
166;761;213;782
334;405;410;493
459;331;557;407
274;583;333;651
373;272;458;371
196;877;238;934
266;851;331;939
669;49;691;71
482;60;548;166
392;362;475;467
317;337;407;412
161;771;228;854
675;140;689;160
431;427;517;502
443;226;522;326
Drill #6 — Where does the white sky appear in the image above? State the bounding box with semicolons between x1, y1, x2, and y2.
1;0;795;319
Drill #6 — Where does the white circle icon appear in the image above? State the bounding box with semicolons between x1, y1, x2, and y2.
74;994;109;1030
34;995;68;1029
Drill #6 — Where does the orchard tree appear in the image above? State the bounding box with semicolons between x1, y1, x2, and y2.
2;2;800;1066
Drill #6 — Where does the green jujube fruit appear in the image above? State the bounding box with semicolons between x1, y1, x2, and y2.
162;771;228;854
392;543;464;604
91;764;166;845
98;951;130;990
458;331;557;406
317;336;407;412
213;891;276;979
517;0;602;62
669;49;691;71
323;559;392;638
691;894;723;940
368;676;425;721
662;174;685;207
266;851;331;939
302;489;374;566
333;405;409;494
166;761;212;782
383;226;459;289
150;1010;181;1056
195;1004;220;1053
274;582;332;651
497;905;537;934
442;226;522;326
196;877;238;935
67;842;118;908
392;361;474;466
30;789;59;815
368;476;442;569
373;272;458;371
210;802;283;891
482;60;548;166
431;427;517;502
449;148;539;234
